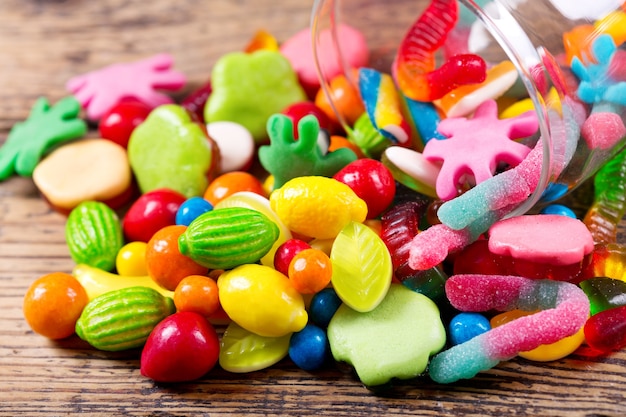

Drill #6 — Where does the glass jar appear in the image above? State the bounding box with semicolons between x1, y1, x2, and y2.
311;0;626;219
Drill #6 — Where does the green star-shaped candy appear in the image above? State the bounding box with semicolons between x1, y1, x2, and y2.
258;114;357;190
0;96;87;180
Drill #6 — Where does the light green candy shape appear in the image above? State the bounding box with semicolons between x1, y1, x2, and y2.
205;50;307;143
128;104;212;198
327;284;446;387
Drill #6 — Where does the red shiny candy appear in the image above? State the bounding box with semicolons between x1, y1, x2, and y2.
333;158;396;219
281;101;335;137
98;99;152;148
181;80;212;123
274;238;312;276
380;201;423;269
122;188;187;243
140;311;220;382
584;305;626;354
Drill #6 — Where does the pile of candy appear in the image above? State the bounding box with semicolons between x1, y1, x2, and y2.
7;0;626;387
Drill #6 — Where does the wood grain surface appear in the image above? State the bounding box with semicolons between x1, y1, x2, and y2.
1;0;626;416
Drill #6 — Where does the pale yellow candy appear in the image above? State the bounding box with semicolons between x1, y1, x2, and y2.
269;176;368;239
33;139;131;211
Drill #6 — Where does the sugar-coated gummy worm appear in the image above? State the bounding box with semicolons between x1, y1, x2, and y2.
428;275;589;384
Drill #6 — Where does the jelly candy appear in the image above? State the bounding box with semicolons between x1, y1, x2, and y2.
217;264;308;337
428;275;589;383
580;277;626;316
330;221;393;312
269;176;368;240
258;114;357;190
219;321;291;373
244;29;279;53
584;305;626;353
66;53;186;121
380;200;424;270
393;0;486;102
592;243;626;281
328;284;446;387
128;104;214;198
399;265;448;303
0;96;87;180
422;99;536;201
205;50;307;143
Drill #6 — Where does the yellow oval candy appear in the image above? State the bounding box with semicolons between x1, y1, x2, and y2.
269;176;368;239
217;264;308;337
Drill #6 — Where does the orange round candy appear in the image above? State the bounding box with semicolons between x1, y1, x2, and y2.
315;72;365;127
203;171;267;206
145;225;209;291
287;248;333;294
174;275;220;318
23;272;89;339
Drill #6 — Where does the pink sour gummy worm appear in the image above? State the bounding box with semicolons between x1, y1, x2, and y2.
428;274;590;384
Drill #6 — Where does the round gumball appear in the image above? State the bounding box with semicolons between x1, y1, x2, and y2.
115;241;148;276
448;312;491;346
288;323;329;371
308;287;342;328
203;171;267;206
274;238;312;276
123;188;187;243
282;101;336;137
176;196;213;226
99;99;152;148
145;225;208;291
288;248;333;294
173;275;220;318
333;158;396;219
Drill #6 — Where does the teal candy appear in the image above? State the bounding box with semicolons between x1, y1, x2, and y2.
327;284;446;387
259;114;356;190
0;96;87;180
205;50;307;143
429;336;499;384
127;104;213;198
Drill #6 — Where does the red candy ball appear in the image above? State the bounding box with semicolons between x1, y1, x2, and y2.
99;99;152;148
282;101;336;137
333;158;396;219
122;188;187;243
274;238;312;276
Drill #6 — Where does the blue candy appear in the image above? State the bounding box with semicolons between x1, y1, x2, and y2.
175;196;213;226
448;312;491;346
308;288;342;328
288;324;329;371
540;204;577;218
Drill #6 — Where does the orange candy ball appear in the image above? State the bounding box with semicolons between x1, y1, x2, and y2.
174;275;220;318
23;272;89;339
203;171;267;206
315;72;365;127
287;248;333;294
145;225;209;291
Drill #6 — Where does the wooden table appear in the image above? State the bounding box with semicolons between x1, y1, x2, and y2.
1;1;626;415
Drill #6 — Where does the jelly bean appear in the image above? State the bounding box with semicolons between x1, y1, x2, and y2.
288;324;330;371
490;309;585;362
453;239;513;276
33;138;133;213
269;176;368;240
122;188;187;243
217;264;308;337
333;158;396;219
330;221;393;312
423;99;536;201
98;99;152;148
115;241;148;277
580;277;626;316
128;104;215;198
0;96;87;181
176;196;214;227
205;50;307;143
428;275;590;384
584;305;626;353
314;72;365;127
309;288;343;328
393;0;487;102
259;114;357;190
219;322;291;373
203;171;267;206
328;284;446;387
288;248;333;294
448;312;491;346
206;121;255;173
66;53;185;121
539;204;577;218
274;238;312;276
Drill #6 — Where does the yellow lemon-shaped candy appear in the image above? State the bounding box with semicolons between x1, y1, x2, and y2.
217;264;308;337
269;176;368;239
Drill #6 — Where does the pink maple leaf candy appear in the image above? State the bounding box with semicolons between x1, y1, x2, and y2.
422;99;538;201
66;53;186;121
